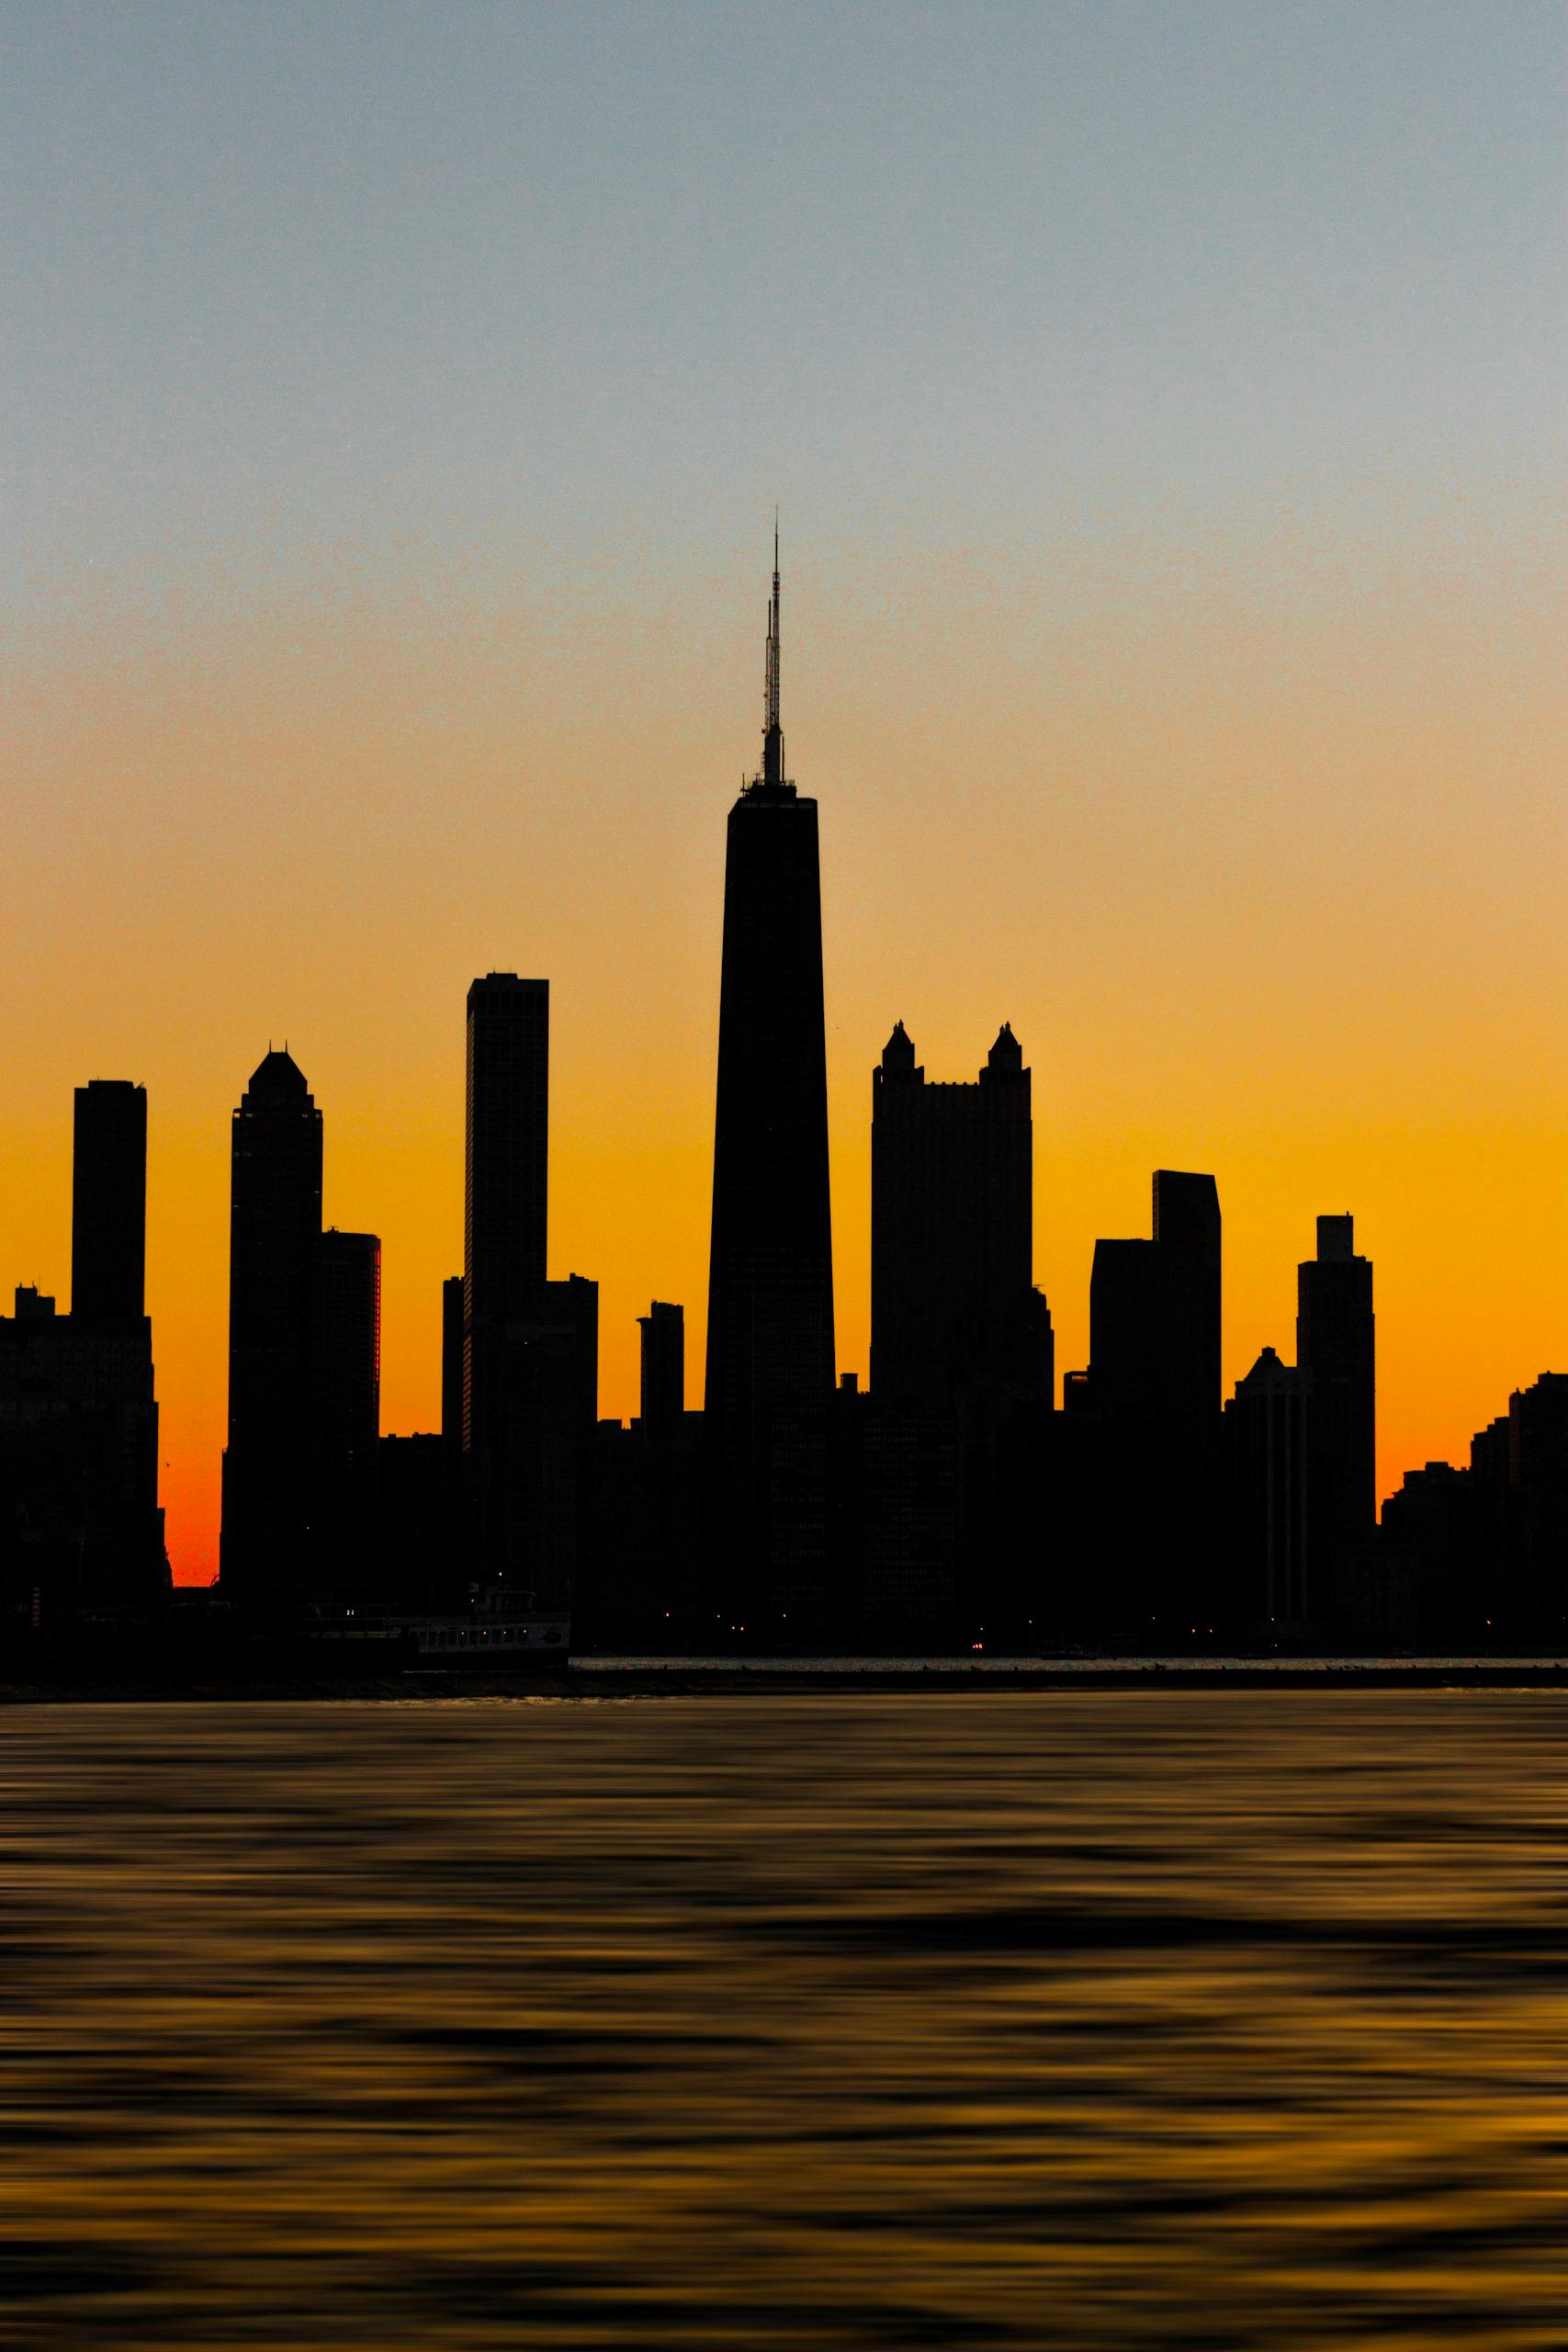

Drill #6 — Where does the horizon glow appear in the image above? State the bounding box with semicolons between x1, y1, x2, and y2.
4;2;1563;1583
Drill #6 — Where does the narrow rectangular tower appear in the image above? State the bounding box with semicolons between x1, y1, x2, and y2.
1152;1169;1223;1442
314;1228;381;1472
72;1080;147;1329
462;973;586;1600
463;973;547;1484
1297;1212;1375;1620
640;1300;685;1441
465;974;548;1346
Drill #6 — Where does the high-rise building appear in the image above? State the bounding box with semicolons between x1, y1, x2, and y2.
309;1227;381;1598
1152;1170;1222;1441
314;1228;380;1472
1088;1171;1220;1426
1087;1238;1158;1421
639;1300;684;1441
220;1049;322;1605
578;1300;702;1649
462;974;597;1609
868;1021;1051;1636
871;1022;1042;1403
1225;1345;1312;1631
492;1273;598;1609
71;1080;147;1329
465;975;548;1340
2;1082;166;1621
1297;1213;1374;1623
1084;1170;1223;1636
463;974;549;1576
0;1288;167;1620
705;538;835;1629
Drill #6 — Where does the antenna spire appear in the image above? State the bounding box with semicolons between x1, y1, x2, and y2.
762;512;784;785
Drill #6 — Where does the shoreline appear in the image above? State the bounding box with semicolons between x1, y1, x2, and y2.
3;1656;1565;1703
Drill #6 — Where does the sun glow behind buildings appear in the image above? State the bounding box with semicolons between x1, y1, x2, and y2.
4;4;1563;1583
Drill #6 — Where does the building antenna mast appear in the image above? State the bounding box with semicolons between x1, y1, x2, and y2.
761;512;784;784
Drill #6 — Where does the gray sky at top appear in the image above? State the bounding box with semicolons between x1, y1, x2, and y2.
3;1;1562;612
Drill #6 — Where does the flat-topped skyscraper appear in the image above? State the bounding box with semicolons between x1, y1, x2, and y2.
464;973;549;1577
72;1080;147;1329
465;973;548;1348
705;537;835;1622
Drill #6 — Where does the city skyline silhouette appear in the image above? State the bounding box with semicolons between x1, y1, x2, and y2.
4;8;1562;1593
5;24;1564;2352
4;540;1565;1655
5;517;1567;1599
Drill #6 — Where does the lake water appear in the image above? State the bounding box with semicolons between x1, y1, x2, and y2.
1;1693;1561;2348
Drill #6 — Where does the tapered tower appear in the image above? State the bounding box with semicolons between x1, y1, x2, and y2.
705;534;835;1624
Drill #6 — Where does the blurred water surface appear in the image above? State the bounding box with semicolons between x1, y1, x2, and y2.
1;1692;1561;2349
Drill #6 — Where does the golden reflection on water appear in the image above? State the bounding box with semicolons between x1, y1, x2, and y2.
1;1693;1561;2348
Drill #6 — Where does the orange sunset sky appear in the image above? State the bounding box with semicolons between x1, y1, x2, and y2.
5;3;1564;1584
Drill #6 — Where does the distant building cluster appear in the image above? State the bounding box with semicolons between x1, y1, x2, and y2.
5;552;1564;1661
2;1084;167;1624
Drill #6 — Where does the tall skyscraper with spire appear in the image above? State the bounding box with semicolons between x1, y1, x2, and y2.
705;534;835;1629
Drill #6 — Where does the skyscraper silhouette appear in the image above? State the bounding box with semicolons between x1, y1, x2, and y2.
314;1228;381;1474
1083;1170;1223;1634
1089;1174;1220;1434
872;1023;1043;1402
639;1300;684;1441
868;1021;1052;1635
71;1080;147;1329
1225;1344;1312;1629
1297;1212;1374;1623
462;973;595;1608
1153;1168;1223;1463
705;537;835;1629
0;1079;169;1611
464;974;548;1578
220;1049;323;1605
310;1227;381;1596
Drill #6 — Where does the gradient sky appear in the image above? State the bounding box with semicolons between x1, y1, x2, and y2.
4;1;1564;1585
